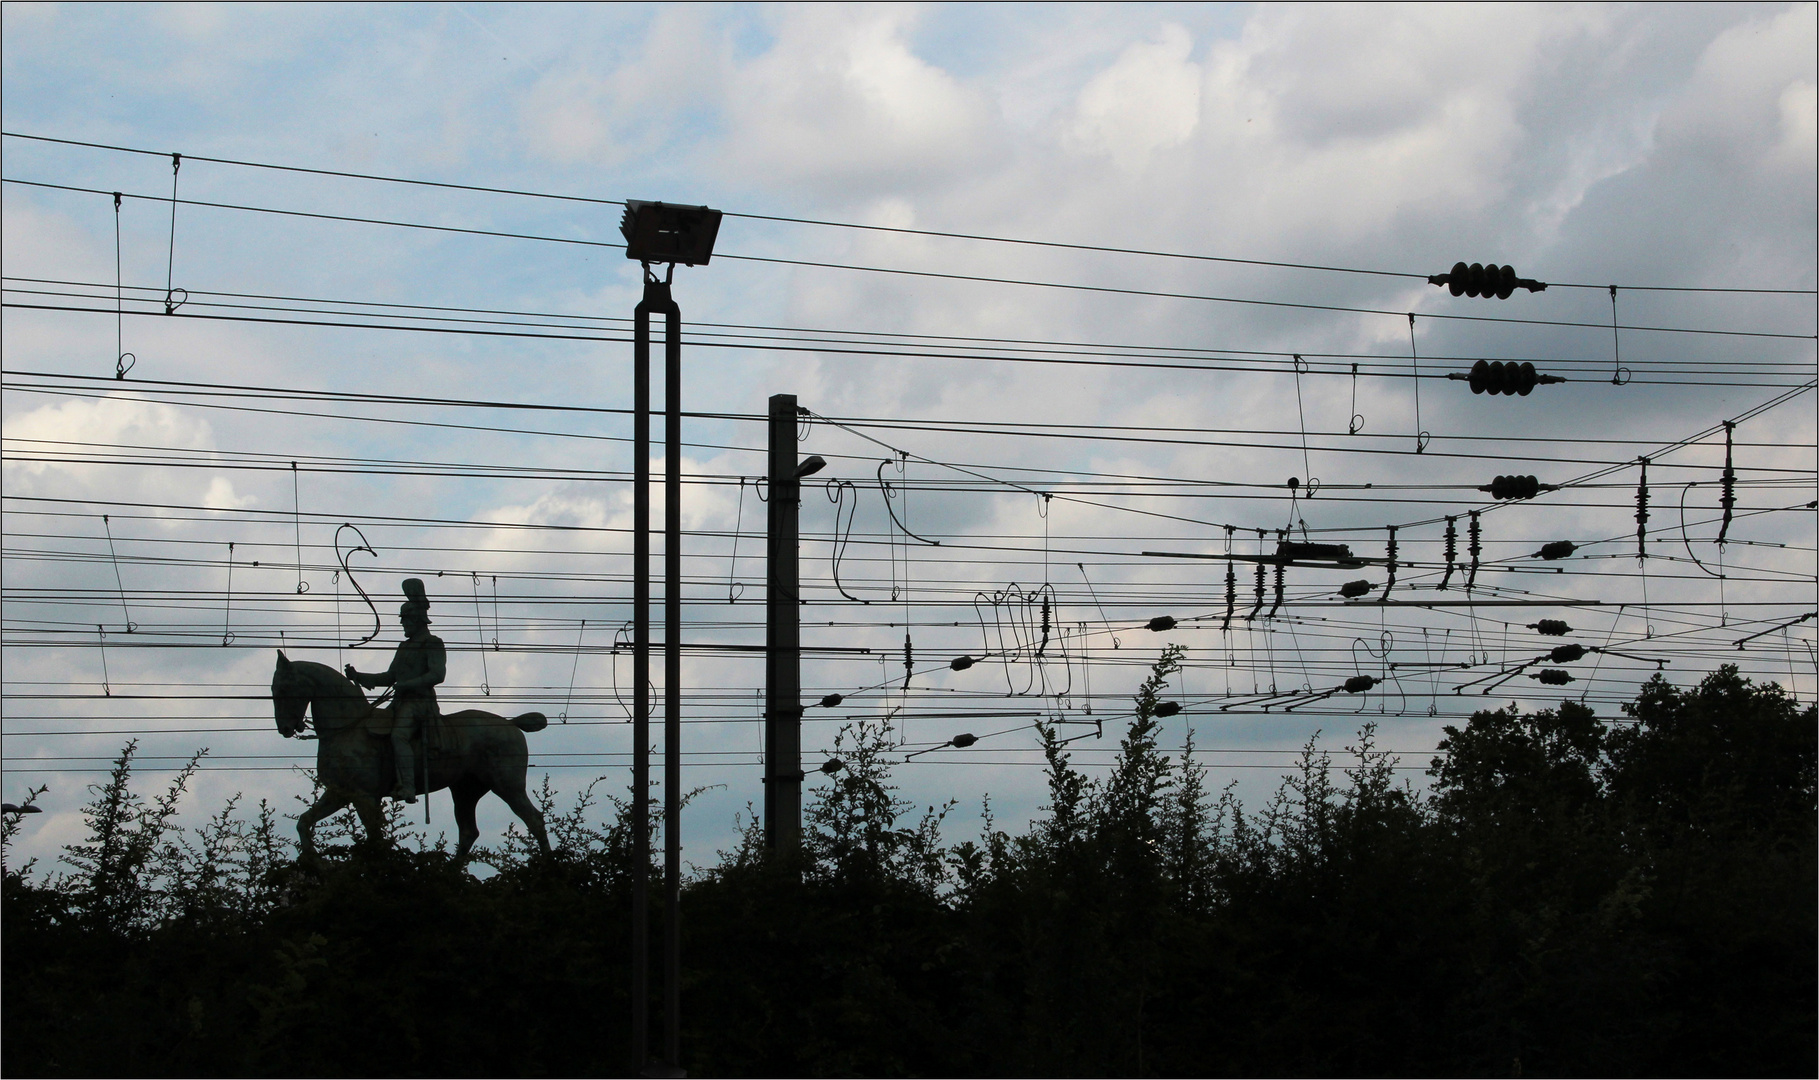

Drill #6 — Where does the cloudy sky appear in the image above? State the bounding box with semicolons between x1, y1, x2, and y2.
3;2;1814;869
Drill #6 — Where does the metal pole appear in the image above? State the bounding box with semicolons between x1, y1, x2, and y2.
630;278;655;1074
661;287;683;1073
764;394;803;854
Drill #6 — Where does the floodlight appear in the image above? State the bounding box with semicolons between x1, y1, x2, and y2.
620;200;723;266
795;455;827;479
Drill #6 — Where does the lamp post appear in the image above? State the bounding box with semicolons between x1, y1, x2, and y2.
763;397;826;854
622;200;721;1077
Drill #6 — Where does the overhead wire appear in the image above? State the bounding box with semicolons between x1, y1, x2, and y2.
6;129;1813;295
7;176;1816;343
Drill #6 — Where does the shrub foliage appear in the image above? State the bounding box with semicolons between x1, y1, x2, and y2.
5;658;1813;1076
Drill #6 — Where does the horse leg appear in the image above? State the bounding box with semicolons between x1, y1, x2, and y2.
350;792;388;848
497;783;550;855
297;790;351;864
451;778;486;863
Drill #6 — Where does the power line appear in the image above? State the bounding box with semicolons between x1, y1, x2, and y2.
13;276;1814;378
8;176;1816;343
6;129;1812;295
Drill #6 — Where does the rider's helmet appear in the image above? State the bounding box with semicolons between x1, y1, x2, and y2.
400;578;431;624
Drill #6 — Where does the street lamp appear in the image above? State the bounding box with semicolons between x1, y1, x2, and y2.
623;199;720;1078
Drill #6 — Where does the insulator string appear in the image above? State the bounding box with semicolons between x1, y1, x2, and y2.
1439;516;1458;590
1718;421;1737;545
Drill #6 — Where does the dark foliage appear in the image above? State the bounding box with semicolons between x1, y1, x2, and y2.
4;662;1812;1077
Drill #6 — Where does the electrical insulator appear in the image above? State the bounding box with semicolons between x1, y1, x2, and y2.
1380;525;1399;602
1536;541;1577;560
1466;511;1483;590
949;655;975;672
1222;561;1236;630
1458;359;1566;396
1429;261;1547;297
1528;619;1571;636
1480;474;1552;500
1339;579;1374;598
1718;422;1736;545
1440;515;1458;590
1147;615;1177;632
949;733;978;749
1344;675;1377;693
1635;457;1650;560
1549;644;1587;664
819;694;843;708
1532;669;1575;686
1153;701;1182;718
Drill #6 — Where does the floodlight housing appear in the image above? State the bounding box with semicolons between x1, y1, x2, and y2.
621;200;723;266
795;455;827;479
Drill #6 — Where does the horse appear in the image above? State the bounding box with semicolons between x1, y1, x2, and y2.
271;650;551;862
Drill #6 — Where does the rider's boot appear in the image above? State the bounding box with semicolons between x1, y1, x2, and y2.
391;729;417;803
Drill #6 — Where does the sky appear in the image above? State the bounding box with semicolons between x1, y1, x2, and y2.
2;2;1815;872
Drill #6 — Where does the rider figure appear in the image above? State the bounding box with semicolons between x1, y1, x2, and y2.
345;579;445;803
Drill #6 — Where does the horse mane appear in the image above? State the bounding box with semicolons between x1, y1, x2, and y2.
287;659;369;706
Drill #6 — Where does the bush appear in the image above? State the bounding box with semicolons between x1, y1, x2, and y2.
4;661;1812;1077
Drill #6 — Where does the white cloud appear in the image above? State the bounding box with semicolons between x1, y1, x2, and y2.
518;5;732;166
1657;1;1818;155
1772;78;1817;169
3;394;248;515
1066;23;1202;172
720;5;999;198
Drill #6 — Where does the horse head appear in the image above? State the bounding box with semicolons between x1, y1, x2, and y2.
272;650;310;737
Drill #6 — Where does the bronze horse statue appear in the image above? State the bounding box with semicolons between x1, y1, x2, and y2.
271;651;551;861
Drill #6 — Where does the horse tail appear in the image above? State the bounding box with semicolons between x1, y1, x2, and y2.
512;712;548;733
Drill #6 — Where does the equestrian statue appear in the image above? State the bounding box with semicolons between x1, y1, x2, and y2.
271;579;551;862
